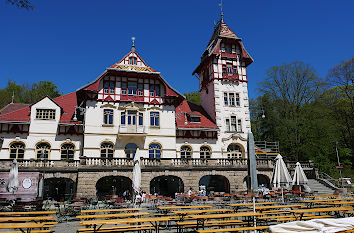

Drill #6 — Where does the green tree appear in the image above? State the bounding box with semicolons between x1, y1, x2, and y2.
184;91;201;105
6;0;33;10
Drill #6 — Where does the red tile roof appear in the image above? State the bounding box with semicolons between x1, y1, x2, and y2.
0;92;81;125
0;103;30;115
175;100;218;130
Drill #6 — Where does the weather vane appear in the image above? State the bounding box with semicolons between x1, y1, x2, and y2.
131;37;136;47
219;0;224;21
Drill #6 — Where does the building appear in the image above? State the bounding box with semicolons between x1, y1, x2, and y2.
0;17;280;201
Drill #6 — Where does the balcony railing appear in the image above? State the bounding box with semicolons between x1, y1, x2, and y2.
0;158;279;170
118;125;147;135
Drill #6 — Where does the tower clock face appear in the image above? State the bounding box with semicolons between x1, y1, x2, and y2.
22;178;32;189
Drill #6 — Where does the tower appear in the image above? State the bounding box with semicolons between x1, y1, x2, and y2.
193;17;253;158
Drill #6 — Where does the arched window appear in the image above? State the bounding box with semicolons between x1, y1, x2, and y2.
149;144;161;159
36;143;51;159
100;142;114;159
125;143;138;159
200;146;211;159
227;144;243;159
61;143;75;160
9;142;25;159
180;145;192;159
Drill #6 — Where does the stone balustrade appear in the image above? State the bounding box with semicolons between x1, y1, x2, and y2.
0;157;280;170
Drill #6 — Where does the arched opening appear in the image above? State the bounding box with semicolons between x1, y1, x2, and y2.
100;142;114;159
199;175;230;193
227;144;243;158
180;145;192;159
243;174;271;189
150;176;184;197
44;177;75;202
61;143;74;160
9;142;25;159
96;176;132;200
125;143;138;159
36;142;51;159
149;143;161;159
200;146;211;159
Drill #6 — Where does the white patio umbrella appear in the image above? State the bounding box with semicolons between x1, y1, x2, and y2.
272;154;292;202
132;148;141;201
292;162;308;186
6;159;19;197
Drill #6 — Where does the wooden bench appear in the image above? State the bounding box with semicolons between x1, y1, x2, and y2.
177;219;245;228
275;215;333;222
197;225;269;232
77;224;158;232
0;231;51;233
258;214;315;220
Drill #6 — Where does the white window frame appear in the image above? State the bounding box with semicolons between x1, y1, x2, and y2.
36;109;56;120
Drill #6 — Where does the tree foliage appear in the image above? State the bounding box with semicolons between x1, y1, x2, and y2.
0;80;61;109
251;59;354;178
184;91;201;105
6;0;33;10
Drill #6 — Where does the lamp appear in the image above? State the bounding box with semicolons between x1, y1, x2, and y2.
261;109;265;119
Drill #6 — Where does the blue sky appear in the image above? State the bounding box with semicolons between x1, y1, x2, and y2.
1;0;353;99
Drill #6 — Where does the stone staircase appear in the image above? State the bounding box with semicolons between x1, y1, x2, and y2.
307;179;337;195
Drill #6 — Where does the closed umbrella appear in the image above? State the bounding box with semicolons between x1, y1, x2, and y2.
292;162;308;185
7;159;19;198
132;148;141;202
272;154;291;202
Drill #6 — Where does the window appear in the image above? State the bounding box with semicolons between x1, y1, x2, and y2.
190;116;201;123
125;143;138;159
121;82;127;95
150;112;159;127
9;142;25;159
224;93;228;106
61;143;74;160
149;143;161;159
200;146;211;159
36;143;50;159
237;119;242;132
100;142;114;159
222;65;227;74
103;109;114;125
225;119;230;131
138;83;144;96
128;82;137;95
230;116;237;131
150;85;160;97
36;109;56;120
104;81;115;94
127;110;137;125
139;113;143;126
227;144;243;159
129;56;137;65
224;93;240;107
225;44;231;53
180;145;192;159
221;43;225;52
235;93;240;106
233;66;238;74
227;63;233;73
229;93;235;106
121;112;126;125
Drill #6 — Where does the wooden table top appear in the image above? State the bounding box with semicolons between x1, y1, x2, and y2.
250;204;304;210
228;202;276;207
0;216;55;222
331;201;354;205
0;222;56;229
308;195;339;198
0;211;56;216
304;198;354;203
77;211;150;219
197;225;269;233
172;208;233;215
80;216;171;226
81;208;142;213
188;212;262;220
158;205;212;210
289;206;352;214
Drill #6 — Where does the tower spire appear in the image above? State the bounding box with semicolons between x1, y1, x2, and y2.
11;91;14;104
219;0;224;22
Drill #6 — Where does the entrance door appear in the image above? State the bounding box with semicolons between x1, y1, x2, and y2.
125;143;138;159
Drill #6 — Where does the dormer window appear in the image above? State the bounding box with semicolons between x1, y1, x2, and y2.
190;116;201;123
36;109;56;120
129;56;137;65
150;84;160;97
104;81;115;94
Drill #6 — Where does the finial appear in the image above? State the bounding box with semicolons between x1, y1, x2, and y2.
131;37;136;52
219;0;224;22
11;91;14;104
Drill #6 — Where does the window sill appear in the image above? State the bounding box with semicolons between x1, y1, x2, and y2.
102;124;114;127
150;126;160;129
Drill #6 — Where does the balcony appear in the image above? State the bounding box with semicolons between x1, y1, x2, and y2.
222;73;239;81
118;125;147;136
